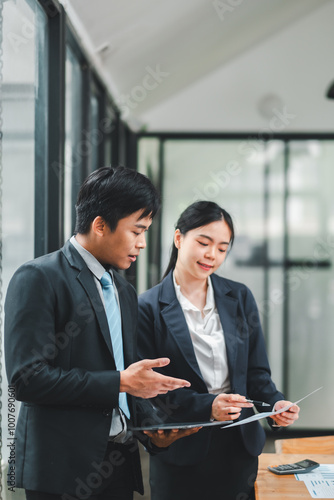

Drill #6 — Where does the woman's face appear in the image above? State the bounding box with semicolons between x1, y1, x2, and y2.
174;219;232;280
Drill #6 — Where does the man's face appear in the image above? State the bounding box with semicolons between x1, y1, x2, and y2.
97;210;152;269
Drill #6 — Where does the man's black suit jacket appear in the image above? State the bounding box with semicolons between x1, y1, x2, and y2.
5;240;143;495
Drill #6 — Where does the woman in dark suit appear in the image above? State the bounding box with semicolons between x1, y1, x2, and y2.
138;201;299;500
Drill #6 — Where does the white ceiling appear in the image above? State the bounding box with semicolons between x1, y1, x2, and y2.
62;0;334;132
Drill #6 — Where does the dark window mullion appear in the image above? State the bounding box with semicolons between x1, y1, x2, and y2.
47;4;66;252
34;4;49;257
283;140;289;396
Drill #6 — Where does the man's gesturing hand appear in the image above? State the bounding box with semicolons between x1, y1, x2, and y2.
120;358;191;398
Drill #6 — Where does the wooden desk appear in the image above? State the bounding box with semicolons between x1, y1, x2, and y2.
255;453;334;499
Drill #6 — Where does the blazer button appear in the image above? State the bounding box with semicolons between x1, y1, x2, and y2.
103;409;112;417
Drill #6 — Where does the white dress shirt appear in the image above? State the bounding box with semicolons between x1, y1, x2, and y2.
173;273;231;395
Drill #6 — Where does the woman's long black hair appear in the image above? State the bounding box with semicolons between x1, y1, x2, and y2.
162;201;234;279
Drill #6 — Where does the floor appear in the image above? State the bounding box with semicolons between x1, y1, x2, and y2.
134;435;276;499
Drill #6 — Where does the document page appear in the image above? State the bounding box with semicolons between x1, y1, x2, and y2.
296;464;334;498
222;387;322;429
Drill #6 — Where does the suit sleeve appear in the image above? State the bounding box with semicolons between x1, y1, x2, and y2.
5;264;120;408
137;293;216;423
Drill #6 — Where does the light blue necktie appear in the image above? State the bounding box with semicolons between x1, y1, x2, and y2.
100;271;130;419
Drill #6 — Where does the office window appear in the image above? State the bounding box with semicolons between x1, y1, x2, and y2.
89;93;99;171
104;104;116;168
287;141;334;428
141;135;334;431
64;45;83;240
137;138;161;293
161;140;267;302
1;0;48;463
266;141;285;388
89;80;103;172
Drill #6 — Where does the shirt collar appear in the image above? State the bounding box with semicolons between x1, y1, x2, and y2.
70;235;112;282
173;272;215;313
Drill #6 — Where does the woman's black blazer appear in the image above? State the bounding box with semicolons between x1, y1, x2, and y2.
137;271;283;466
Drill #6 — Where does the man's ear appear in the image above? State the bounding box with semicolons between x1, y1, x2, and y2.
91;216;106;236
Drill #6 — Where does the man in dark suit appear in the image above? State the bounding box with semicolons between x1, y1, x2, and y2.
4;166;191;500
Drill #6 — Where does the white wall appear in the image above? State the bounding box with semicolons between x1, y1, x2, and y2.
142;2;334;132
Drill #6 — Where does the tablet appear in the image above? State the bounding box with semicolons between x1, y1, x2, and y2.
130;420;232;431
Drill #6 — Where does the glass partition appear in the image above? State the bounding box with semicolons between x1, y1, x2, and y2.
161;139;267;308
159;139;287;386
137;138;161;294
1;0;48;473
287;141;334;428
64;45;83;241
138;135;334;430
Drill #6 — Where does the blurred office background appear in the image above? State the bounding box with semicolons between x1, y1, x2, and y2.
1;1;334;497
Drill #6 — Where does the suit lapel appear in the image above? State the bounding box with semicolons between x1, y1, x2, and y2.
77;267;115;357
160;273;206;385
161;272;240;389
211;274;238;388
62;241;114;358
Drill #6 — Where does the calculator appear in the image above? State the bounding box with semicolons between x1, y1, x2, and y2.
267;459;320;475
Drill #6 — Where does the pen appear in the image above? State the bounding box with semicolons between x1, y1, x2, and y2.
245;399;271;407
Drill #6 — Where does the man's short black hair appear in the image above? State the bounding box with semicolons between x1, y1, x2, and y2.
75;166;160;234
